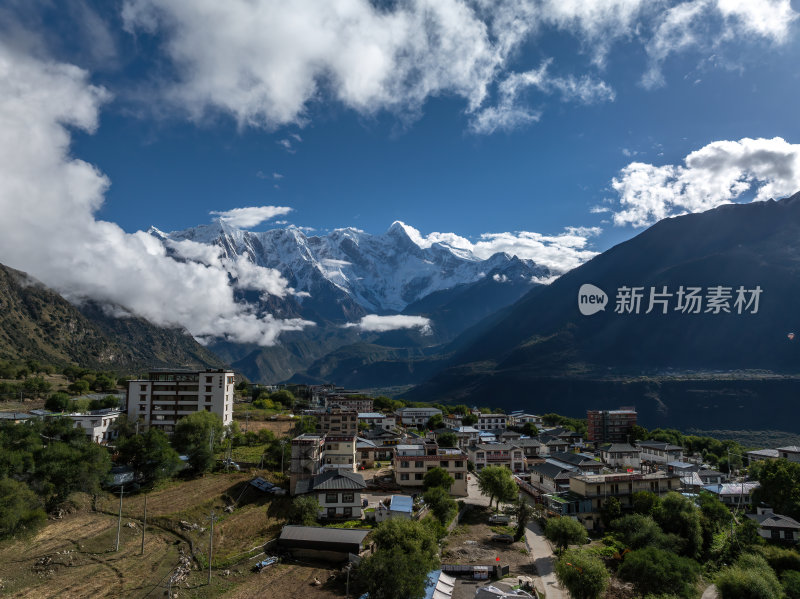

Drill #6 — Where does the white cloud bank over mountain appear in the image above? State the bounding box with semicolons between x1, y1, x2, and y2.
396;222;601;274
121;0;796;133
345;315;432;334
0;43;311;346
611;137;800;227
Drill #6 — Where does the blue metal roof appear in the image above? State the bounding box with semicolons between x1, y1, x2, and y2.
390;495;414;513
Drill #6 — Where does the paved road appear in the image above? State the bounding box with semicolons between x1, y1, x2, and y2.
524;520;567;599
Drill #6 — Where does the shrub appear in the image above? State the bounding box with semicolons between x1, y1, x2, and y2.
617;546;700;598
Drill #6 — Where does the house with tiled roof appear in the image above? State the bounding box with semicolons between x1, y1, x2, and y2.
294;470;367;520
598;443;641;470
748;507;800;543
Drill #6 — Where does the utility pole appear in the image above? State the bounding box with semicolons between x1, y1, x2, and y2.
280;440;287;474
346;563;352;598
207;510;217;585
115;485;124;552
140;493;147;555
245;410;249;433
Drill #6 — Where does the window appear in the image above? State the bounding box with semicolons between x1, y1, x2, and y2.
454;473;463;480
327;508;336;518
440;461;449;468
400;473;409;481
343;507;352;518
415;473;424;480
401;461;410;468
205;386;212;392
476;453;484;459
455;461;463;468
342;493;354;503
326;493;338;504
414;461;423;468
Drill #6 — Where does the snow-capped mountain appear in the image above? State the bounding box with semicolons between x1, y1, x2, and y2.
154;219;550;315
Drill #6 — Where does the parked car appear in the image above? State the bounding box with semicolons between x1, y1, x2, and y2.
220;458;240;471
252;556;279;572
491;534;515;544
489;514;511;524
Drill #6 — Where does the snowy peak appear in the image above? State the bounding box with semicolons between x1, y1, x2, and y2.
154;220;550;313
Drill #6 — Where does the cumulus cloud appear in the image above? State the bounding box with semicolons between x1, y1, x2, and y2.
395;222;601;274
610;137;800;227
209;205;292;229
120;0;796;133
344;314;432;334
0;43;311;346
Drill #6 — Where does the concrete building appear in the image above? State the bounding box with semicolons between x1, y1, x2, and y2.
747;448;780;462
598;443;641;470
587;408;637;443
476;413;508;431
316;407;358;436
127;369;234;433
290;434;325;495
568;471;682;530
69;409;121;444
326;395;374;413
702;482;760;507
468;443;526;473
395;449;468;496
374;495;414;522
777;446;800;463
294;470;367;520
322;435;357;472
637;441;684;465
396;407;442;427
509;412;543;427
358;412;396;429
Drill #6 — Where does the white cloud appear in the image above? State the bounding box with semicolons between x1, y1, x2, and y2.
471;59;614;134
643;0;797;88
0;43;311;347
120;0;795;133
344;314;432;334
610;136;800;227
210;205;292;229
395;221;601;274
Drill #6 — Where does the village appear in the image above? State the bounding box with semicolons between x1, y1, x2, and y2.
1;367;800;599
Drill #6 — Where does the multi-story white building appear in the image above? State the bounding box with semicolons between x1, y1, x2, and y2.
358;412;396;429
326;395;374;413
127;369;234;433
637;441;684;465
322;435;357;472
396;407;442;427
394;448;468;496
69;409;121;444
468;443;526;473
509;412;543;427
476;413;508;431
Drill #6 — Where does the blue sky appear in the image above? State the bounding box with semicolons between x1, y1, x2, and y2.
1;0;799;343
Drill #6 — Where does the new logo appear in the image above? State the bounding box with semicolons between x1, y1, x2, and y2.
578;284;608;316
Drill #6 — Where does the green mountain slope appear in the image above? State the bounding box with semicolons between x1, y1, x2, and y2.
0;263;224;371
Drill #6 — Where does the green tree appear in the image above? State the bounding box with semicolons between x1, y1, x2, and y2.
752;459;800;521
478;465;517;509
93;373;116;392
270;389;295;409
782;570;800;599
554;549;609;599
716;553;783;599
426;414;444;430
45;391;71;412
0;478;46;538
515;497;533;541
600;497;622;528
617;547;700;598
171;411;225;475
461;413;478;426
545;516;587;552
117;428;182;487
357;519;440;599
423;486;457;525
612;514;680;553
289;495;321;525
292;415;317;436
629;424;650;442
521;422;539;437
423;467;454;492
67;379;90;395
632;490;659;515
436;431;457;448
653;492;703;558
